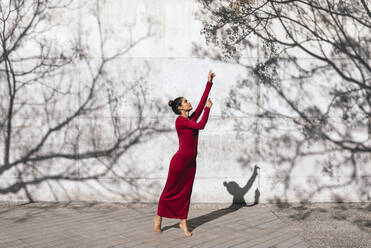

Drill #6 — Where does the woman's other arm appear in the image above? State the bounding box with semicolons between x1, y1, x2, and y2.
176;98;212;129
178;106;211;130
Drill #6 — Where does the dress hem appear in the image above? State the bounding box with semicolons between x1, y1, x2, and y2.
157;213;188;219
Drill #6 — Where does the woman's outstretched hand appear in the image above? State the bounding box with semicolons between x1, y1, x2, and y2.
208;70;216;82
206;98;213;108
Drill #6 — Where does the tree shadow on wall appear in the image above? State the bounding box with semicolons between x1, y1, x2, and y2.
0;0;169;205
192;0;371;204
162;165;260;232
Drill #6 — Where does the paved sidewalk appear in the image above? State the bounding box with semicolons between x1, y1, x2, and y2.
0;202;310;248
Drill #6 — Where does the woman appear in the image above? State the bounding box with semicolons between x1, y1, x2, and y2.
154;70;215;237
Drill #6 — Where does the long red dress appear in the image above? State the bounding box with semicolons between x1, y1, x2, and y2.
157;81;213;219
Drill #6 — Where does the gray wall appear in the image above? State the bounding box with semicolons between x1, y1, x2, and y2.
0;0;369;204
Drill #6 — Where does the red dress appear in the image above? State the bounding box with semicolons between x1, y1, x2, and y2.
157;81;213;219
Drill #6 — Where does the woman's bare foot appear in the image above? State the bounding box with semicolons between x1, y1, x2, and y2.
154;215;162;234
179;220;192;237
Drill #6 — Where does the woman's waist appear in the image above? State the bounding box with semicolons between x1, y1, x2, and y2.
176;149;197;157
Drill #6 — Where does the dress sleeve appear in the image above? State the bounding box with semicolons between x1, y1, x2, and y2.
178;107;211;130
190;81;213;121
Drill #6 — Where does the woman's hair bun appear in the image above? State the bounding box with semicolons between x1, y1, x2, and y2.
168;100;173;107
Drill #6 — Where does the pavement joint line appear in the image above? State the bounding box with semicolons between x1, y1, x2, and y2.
238;213;269;219
275;236;306;248
249;231;300;248
179;234;218;246
0;221;106;238
88;236;131;247
226;229;281;248
288;240;311;248
194;230;248;247
221;236;259;248
0;231;70;243
12;234;72;247
81;235;129;247
202;236;249;248
42;238;85;248
204;214;262;227
247;216;283;228
242;228;298;248
128;237;163;247
0;240;25;247
56;211;142;227
232;212;277;222
3;223;140;242
13;232;81;245
255;218;284;229
0;210;124;229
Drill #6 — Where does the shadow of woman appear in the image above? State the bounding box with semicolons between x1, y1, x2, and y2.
162;165;260;232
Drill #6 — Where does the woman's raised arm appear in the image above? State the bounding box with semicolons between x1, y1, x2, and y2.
191;70;215;121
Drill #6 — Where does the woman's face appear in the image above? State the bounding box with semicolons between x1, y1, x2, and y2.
178;97;192;112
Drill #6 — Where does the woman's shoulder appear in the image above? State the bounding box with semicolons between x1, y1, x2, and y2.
176;115;191;121
175;115;193;127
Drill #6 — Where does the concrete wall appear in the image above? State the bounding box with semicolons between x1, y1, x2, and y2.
0;0;370;204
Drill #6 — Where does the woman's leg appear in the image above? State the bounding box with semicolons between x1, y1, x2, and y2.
154;215;162;234
179;218;192;236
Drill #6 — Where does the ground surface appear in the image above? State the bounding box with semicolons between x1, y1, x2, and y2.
270;202;371;248
0;201;369;247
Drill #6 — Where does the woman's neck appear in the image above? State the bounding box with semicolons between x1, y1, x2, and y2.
180;112;189;119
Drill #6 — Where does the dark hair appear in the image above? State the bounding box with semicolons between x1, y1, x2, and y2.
168;97;183;115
